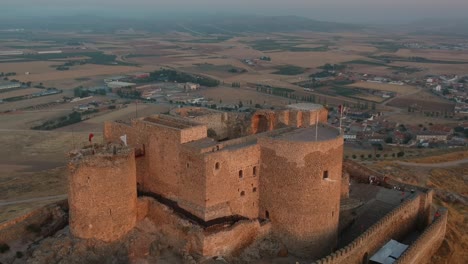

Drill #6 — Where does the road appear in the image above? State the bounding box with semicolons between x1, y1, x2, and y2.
0;194;67;207
395;158;468;168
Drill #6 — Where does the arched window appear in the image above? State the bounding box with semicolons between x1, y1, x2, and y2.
253;187;257;192
240;191;245;196
265;210;270;219
253;166;257;176
215;162;220;170
239;170;243;178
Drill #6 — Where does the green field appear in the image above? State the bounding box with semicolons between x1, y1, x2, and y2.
248;39;328;52
272;65;306;75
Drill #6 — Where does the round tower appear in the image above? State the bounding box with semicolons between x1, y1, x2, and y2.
68;145;137;242
258;125;343;258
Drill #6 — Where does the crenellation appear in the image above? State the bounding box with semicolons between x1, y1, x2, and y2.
62;103;446;263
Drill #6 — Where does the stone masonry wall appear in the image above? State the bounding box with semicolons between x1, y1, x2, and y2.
313;194;423;264
68;149;137;242
394;209;448;264
0;200;68;244
203;143;261;221
139;197;271;257
258;135;343;259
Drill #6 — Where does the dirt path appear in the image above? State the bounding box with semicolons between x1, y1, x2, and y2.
0;194;67;207
395;158;468;168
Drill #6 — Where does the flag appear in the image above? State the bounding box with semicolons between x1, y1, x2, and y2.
120;135;127;146
88;133;94;143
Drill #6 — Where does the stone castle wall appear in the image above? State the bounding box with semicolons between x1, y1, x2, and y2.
313;193;424;264
68;149;137;242
394;209;447;264
0;200;68;245
258;135;344;258
203;143;261;221
138;197;271;257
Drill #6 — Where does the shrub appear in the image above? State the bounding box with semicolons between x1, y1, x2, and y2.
16;251;24;258
397;151;405;157
26;224;41;233
0;243;10;253
352;154;357;159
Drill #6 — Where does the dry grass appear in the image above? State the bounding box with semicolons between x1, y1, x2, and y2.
0;88;44;99
347;81;419;95
0;130;102;220
0;61;57;74
199;86;291;106
0;111;71;129
368;161;468;264
392;62;468;75
406;151;468;164
395;49;468;62
15;64;152;83
267;51;365;68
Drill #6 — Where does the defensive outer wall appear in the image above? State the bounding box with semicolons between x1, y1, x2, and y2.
312;161;446;264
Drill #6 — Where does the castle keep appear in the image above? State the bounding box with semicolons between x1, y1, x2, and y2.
66;103;447;263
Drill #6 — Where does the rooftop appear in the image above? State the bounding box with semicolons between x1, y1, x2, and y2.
143;115;203;130
268;125;341;142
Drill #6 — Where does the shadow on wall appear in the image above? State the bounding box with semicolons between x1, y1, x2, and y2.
252;114;270;134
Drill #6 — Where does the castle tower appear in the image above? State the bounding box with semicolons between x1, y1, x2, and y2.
68;145;137;242
258;125;343;258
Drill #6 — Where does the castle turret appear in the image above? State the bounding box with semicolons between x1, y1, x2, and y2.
68;145;137;242
258;125;343;258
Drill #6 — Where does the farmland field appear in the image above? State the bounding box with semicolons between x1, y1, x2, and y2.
347;82;419;95
0;88;43;99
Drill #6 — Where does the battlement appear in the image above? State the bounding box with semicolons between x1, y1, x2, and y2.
394;209;448;264
314;193;423;263
143;115;203;130
68;144;132;164
266;124;341;142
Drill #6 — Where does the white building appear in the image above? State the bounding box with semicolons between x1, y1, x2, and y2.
184;82;200;91
0;82;21;90
107;81;136;89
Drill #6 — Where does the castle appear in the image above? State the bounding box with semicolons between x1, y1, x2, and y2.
66;103;447;263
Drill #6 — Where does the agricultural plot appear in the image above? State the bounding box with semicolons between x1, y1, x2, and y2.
347;82;419;95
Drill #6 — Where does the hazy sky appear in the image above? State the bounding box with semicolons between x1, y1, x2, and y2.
3;0;468;23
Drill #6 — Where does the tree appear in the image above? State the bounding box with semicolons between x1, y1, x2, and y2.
385;137;393;144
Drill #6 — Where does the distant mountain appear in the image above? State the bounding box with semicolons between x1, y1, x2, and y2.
401;18;468;37
0;15;362;34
